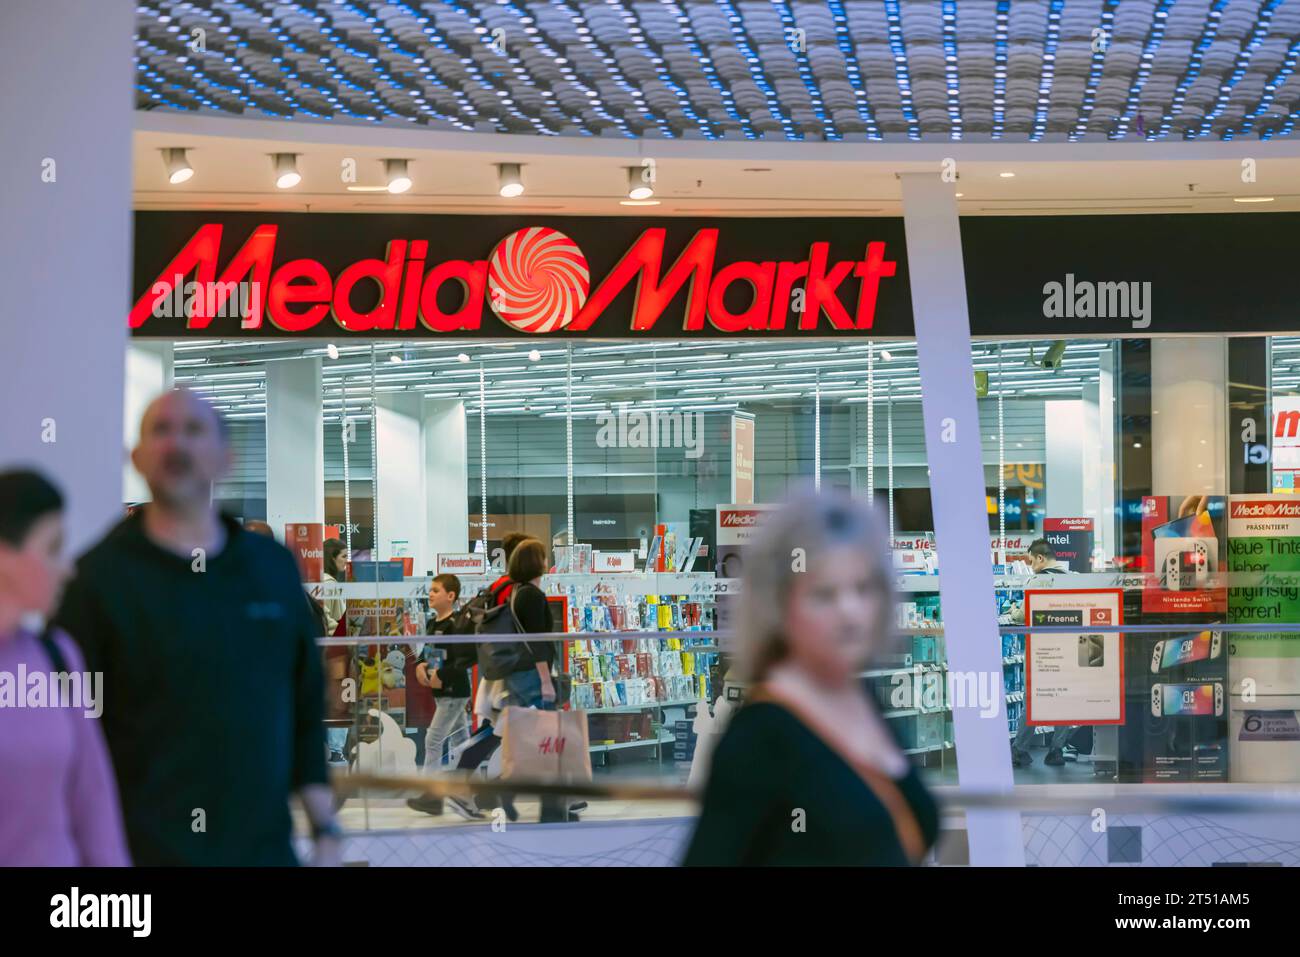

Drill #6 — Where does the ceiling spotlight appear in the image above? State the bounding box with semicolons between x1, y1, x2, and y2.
999;171;1016;178
384;158;412;194
326;343;340;360
881;350;894;361
388;354;403;364
273;153;301;189
497;162;524;198
627;166;654;200
528;349;541;362
162;148;193;185
457;353;470;363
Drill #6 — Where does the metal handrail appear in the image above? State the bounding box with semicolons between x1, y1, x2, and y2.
318;629;718;646
335;770;1300;815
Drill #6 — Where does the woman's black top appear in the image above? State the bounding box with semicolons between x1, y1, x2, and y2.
510;581;556;669
683;701;939;866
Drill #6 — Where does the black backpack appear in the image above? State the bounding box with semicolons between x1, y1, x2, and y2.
455;581;536;679
445;579;508;635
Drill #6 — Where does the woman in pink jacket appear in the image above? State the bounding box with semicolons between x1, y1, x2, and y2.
0;470;129;866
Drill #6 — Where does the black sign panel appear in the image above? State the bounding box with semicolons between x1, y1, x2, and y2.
130;211;914;340
960;213;1300;336
132;210;1300;342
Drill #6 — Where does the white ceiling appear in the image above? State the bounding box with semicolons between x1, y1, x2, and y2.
135;112;1300;215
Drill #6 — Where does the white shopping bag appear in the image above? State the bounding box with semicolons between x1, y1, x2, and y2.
496;707;593;783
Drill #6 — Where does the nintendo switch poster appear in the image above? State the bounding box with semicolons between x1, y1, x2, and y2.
1144;629;1229;782
1140;495;1227;615
1024;589;1124;726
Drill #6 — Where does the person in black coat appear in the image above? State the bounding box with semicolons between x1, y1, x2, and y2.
684;492;939;866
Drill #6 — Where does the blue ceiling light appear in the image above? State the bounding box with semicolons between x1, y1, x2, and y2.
130;0;1299;142
881;1;920;140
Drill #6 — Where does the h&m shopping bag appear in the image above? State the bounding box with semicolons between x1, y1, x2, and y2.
497;707;593;783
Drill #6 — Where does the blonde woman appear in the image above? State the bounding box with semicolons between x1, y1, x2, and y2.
684;492;938;866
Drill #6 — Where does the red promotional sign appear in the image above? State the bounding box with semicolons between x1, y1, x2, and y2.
285;523;340;582
719;509;764;528
1044;517;1094;532
1229;499;1300;519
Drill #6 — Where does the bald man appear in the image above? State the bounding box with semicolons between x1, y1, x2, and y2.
56;389;341;866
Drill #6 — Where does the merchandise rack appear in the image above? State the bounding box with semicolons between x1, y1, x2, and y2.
455;569;718;765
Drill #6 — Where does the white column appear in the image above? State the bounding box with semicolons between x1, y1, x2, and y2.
0;0;134;555
123;342;174;503
266;359;324;540
375;394;426;573
423;399;469;573
1045;400;1085;518
1081;351;1117;562
1151;338;1228;497
900;173;1025;866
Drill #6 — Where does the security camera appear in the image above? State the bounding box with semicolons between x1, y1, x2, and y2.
1040;340;1067;371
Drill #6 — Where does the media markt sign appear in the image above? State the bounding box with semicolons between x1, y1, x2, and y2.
129;213;913;340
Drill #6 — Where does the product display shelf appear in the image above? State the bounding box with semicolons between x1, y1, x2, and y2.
548;573;717;765
585;697;701;715
903;744;950;756
589;733;677;754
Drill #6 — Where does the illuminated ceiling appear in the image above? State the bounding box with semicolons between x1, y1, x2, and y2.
135;1;1300;142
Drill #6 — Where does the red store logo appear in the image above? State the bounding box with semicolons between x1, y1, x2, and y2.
130;224;897;335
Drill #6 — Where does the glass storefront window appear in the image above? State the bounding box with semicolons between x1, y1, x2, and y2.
168;328;1300;808
170;334;951;826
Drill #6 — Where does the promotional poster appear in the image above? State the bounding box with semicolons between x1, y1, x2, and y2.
1023;589;1124;726
284;522;340;582
1140;495;1227;615
1043;517;1095;572
1225;495;1300;782
1144;629;1229;782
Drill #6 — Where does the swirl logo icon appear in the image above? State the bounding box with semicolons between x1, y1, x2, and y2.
486;226;590;333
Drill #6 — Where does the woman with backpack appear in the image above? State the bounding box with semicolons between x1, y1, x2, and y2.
443;537;560;821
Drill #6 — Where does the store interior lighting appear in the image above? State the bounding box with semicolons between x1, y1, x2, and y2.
272;153;300;189
384;158;411;194
627;166;654;200
162;148;192;185
175;339;1108;421
497;163;524;198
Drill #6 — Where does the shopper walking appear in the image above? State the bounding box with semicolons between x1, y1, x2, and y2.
0;470;130;866
482;538;567;823
683;492;938;866
321;537;347;635
1008;538;1074;767
407;573;474;815
440;531;526;819
56;389;342;866
443;535;568;822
